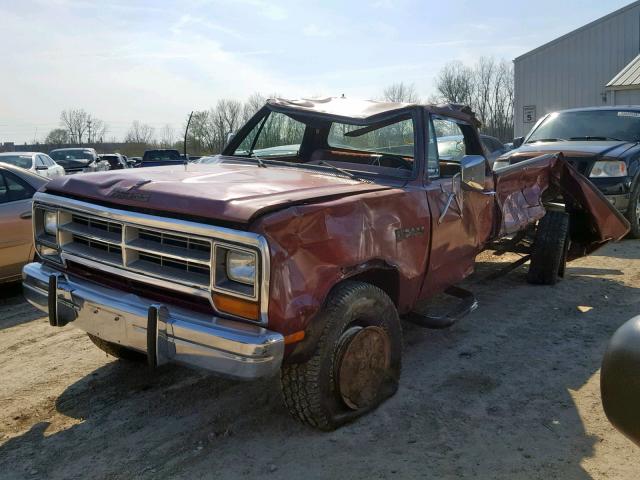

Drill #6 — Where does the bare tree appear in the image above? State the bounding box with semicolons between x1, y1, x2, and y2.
433;58;514;141
60;109;89;144
242;92;267;122
125;120;155;144
87;115;107;143
434;61;474;105
45;128;69;145
382;82;419;103
159;124;176;147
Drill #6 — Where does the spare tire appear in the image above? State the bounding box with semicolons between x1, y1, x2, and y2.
527;210;570;285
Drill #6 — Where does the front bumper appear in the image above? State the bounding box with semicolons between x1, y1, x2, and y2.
22;262;284;380
590;177;632;212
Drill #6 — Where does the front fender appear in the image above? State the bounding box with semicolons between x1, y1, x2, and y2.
251;188;431;344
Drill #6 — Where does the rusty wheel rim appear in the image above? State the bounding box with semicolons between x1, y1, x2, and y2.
336;325;391;410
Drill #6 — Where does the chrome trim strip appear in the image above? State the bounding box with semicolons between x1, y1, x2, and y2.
61;252;212;299
33;192;271;325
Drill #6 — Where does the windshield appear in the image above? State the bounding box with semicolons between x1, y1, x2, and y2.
230;110;415;179
527;110;640;143
50;150;93;163
0;155;32;169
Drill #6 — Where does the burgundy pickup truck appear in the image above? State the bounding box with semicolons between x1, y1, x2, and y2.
23;97;629;430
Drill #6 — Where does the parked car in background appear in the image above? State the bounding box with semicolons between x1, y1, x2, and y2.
493;106;640;237
436;134;507;164
128;157;142;168
0;163;48;283
99;153;129;170
49;147;108;174
0;152;65;179
140;149;184;167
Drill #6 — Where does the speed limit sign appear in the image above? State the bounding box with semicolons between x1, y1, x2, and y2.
523;105;536;123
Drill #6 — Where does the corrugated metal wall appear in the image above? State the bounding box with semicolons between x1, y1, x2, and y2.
514;2;640;136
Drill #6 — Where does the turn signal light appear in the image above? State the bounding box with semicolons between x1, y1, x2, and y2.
212;293;259;321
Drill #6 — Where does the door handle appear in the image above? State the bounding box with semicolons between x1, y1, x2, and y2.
20;211;32;219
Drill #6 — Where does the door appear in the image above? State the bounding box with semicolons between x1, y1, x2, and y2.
0;170;36;281
419;115;497;297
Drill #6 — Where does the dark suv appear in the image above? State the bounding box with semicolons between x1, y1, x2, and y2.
495;106;640;237
141;149;183;167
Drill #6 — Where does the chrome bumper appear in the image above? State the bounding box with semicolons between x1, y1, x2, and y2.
22;262;284;380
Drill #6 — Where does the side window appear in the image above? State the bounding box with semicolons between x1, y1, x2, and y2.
4;171;35;202
0;172;8;204
427;119;440;178
36;155;47;167
432;117;466;162
233;112;305;158
42;155;55;166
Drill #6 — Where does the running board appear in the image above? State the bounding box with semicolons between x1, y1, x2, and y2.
404;286;478;329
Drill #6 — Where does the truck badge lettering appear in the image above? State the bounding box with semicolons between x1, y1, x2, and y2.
395;226;425;241
109;189;151;202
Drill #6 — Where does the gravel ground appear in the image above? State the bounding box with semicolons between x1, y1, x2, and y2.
1;241;639;479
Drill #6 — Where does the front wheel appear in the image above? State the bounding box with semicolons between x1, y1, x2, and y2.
627;185;640;239
280;281;402;431
527;210;570;285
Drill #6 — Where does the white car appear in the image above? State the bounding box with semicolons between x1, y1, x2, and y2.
0;152;65;179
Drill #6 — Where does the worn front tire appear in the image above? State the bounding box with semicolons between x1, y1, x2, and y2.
87;333;146;362
626;184;640;239
280;281;402;431
527;210;570;285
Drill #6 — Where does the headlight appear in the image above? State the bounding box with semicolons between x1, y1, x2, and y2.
44;211;58;236
590;161;627;178
493;160;511;170
213;244;260;321
226;250;256;285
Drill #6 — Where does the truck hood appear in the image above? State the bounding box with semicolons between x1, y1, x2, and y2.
43;159;391;224
499;141;638;175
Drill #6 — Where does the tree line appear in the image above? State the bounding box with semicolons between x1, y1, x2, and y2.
42;57;514;154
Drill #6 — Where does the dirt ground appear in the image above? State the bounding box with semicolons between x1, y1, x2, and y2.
1;241;639;479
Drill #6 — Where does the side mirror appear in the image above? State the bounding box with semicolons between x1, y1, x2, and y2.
512;136;525;148
36;165;48;170
460;155;485;190
226;132;235;145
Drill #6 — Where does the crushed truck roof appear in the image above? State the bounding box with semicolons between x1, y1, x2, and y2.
266;97;482;127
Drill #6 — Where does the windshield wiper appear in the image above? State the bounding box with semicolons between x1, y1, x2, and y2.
249;154;267;168
319;160;360;181
569;136;623;141
526;138;567;143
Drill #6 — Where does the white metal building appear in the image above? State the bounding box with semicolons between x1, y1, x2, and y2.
514;1;640;136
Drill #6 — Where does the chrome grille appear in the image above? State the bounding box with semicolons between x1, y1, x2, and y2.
32;192;271;326
57;210;212;289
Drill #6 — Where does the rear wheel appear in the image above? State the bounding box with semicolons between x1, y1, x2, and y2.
626;185;640;239
280;281;402;431
87;334;146;362
527;211;570;285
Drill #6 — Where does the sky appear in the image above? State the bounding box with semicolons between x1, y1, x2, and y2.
0;0;634;143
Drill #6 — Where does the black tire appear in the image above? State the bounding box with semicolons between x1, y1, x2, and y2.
87;333;146;362
280;281;402;431
527;210;570;285
626;185;640;239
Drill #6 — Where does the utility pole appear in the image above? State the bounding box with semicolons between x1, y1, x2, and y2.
87;119;92;144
